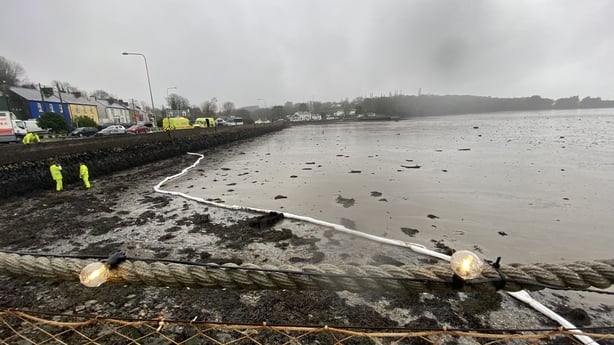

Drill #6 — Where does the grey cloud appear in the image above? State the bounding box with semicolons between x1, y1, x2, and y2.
1;0;613;107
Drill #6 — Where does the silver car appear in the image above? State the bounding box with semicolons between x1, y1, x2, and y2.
95;125;126;136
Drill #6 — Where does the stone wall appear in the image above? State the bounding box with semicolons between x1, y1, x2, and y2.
0;125;286;198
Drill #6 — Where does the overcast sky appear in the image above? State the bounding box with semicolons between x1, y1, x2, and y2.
2;0;613;108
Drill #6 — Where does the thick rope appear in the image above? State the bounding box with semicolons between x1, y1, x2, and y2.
0;252;612;294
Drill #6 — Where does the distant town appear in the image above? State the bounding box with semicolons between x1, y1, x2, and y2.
2;55;614;130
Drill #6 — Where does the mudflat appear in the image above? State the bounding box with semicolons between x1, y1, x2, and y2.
0;153;611;344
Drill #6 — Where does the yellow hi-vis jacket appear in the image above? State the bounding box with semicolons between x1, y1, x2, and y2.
50;164;62;180
79;164;89;178
22;133;40;144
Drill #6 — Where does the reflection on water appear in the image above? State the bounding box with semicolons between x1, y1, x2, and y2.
167;109;614;263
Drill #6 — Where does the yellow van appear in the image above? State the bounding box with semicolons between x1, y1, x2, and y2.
162;117;192;130
193;117;216;128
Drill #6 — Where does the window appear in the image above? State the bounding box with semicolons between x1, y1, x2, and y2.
48;104;54;112
37;103;43;112
59;105;63;113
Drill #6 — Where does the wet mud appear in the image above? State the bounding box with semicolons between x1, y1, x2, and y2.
0;124;612;343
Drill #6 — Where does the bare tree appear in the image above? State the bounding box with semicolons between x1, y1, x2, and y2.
91;90;112;99
0;56;25;86
53;80;88;97
201;97;218;116
222;101;235;116
166;93;190;110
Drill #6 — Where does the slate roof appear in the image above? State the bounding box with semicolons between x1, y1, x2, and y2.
10;86;62;102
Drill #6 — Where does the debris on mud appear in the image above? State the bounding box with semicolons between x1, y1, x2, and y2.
248;212;285;229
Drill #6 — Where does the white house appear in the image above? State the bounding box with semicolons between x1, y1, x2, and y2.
289;111;321;122
92;98;132;124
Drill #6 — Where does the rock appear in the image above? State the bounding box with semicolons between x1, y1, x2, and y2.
274;195;287;200
498;231;508;236
427;214;439;219
401;227;419;237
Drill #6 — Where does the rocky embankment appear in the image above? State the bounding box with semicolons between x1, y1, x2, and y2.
0;124;286;198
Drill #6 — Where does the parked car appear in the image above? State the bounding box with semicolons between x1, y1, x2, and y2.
69;127;99;137
216;118;230;126
126;124;150;134
95;125;126;136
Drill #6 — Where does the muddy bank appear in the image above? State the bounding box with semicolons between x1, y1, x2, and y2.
0;124;285;198
0;152;612;345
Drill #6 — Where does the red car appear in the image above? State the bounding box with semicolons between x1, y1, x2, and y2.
126;124;150;134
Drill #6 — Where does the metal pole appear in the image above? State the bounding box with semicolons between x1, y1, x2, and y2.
122;52;157;127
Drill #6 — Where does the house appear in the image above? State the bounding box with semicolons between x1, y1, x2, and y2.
289;111;321;122
92;98;132;124
9;86;71;124
59;92;100;124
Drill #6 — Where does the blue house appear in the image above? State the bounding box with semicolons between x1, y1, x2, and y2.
9;86;71;124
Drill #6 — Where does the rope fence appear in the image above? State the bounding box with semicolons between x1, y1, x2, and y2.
0;252;612;295
1;310;613;345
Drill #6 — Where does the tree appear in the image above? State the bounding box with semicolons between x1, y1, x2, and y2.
234;108;251;121
37;112;68;133
201;98;218;116
283;101;294;115
271;105;284;120
0;56;25;86
222;101;235;116
53;80;87;97
73;116;97;128
298;103;308;112
167;93;190;110
91;90;112;99
188;106;204;120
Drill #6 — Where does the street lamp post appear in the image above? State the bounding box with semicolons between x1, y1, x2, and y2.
256;98;267;121
122;52;157;127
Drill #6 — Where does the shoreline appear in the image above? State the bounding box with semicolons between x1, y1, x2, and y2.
0;151;611;343
0;124;286;198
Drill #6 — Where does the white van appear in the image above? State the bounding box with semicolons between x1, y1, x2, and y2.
228;117;244;126
0;111;27;143
24;120;49;133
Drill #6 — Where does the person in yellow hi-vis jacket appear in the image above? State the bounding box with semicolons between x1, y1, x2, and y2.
79;162;90;189
22;132;40;144
49;161;63;191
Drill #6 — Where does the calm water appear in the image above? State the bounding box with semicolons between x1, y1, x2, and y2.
167;109;614;264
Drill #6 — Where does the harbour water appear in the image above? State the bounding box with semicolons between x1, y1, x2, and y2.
166;109;614;264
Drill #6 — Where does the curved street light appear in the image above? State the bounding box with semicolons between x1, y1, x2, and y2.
122;52;156;127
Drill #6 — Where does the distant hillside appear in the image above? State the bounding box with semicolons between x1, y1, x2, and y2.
360;95;614;117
